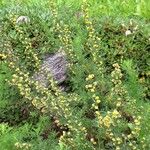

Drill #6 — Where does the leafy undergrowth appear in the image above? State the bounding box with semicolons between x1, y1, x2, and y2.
0;0;150;150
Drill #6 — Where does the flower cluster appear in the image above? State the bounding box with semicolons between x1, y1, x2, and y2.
101;109;121;129
85;81;98;93
126;116;141;149
85;74;100;108
0;53;7;61
109;63;125;107
14;24;41;70
85;73;104;131
106;63;142;149
50;2;76;73
57;24;75;61
49;0;58;22
81;1;102;72
85;71;123;149
15;142;31;150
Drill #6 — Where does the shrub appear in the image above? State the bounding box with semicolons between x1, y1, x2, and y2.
0;0;150;149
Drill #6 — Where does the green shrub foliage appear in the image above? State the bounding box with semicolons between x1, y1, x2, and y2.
0;0;150;150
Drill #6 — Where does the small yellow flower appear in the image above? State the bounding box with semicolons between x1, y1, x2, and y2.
95;111;100;116
96;99;101;104
90;88;95;92
93;81;98;86
11;78;16;83
134;119;140;125
116;102;121;107
81;127;86;131
92;103;95;107
86;74;95;81
131;131;136;135
133;147;137;150
129;142;133;146
109;132;113;136
116;137;122;144
112;109;120;118
103;116;111;128
17;83;22;87
116;146;120;150
127;134;132;139
94;105;98;109
88;84;93;88
9;62;14;66
93;141;97;145
95;96;100;100
0;53;7;60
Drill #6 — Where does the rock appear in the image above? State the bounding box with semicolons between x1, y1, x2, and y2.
125;30;132;36
33;51;67;89
16;16;30;24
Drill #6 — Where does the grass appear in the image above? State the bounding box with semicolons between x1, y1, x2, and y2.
0;0;150;150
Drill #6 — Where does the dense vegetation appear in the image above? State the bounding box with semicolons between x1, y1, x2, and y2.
0;0;150;150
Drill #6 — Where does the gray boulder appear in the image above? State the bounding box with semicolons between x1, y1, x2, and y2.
33;52;67;88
